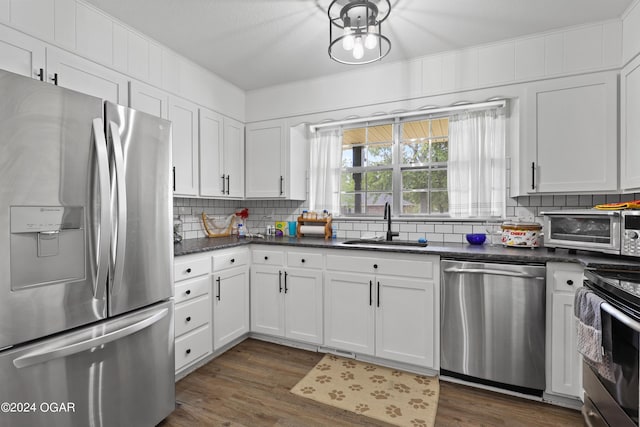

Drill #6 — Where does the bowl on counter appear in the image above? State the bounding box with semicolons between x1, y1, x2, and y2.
466;233;486;245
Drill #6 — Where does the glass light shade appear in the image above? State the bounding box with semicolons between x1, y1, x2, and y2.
353;36;364;59
342;28;355;50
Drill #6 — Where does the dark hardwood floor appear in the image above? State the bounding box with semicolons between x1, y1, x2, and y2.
160;339;583;427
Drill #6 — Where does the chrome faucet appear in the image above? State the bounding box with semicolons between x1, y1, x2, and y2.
384;202;399;241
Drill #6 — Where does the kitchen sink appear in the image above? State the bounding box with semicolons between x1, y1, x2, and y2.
341;239;428;248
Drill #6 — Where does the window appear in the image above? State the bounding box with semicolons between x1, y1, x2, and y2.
340;117;449;216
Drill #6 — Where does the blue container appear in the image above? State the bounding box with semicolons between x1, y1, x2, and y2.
288;221;297;236
466;233;486;245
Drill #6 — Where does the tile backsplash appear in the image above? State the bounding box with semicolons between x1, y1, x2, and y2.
174;193;640;244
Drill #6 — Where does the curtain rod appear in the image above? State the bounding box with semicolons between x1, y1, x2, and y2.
309;99;506;132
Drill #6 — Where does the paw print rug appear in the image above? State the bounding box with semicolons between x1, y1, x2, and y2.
291;354;439;426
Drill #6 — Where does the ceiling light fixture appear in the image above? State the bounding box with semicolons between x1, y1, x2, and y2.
328;0;391;65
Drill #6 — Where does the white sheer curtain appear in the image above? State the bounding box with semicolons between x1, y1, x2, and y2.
447;108;506;218
309;128;343;215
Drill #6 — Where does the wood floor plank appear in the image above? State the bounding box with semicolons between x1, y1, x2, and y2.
159;339;583;426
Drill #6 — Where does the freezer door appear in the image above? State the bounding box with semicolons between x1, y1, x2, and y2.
0;69;108;349
0;300;175;427
105;102;173;316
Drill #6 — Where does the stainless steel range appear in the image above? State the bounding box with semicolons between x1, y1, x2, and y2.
581;269;640;427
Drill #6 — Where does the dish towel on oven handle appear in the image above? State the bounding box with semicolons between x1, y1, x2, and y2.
574;287;616;382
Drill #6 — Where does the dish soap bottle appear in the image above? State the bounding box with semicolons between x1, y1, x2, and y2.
237;223;246;239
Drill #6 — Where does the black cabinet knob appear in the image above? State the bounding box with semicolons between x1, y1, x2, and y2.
265;256;269;260
301;259;306;263
373;264;378;269
186;290;191;295
567;280;574;286
186;316;191;322
186;349;191;354
231;258;235;263
186;268;192;273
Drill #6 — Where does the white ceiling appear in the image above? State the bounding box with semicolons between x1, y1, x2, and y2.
83;0;634;91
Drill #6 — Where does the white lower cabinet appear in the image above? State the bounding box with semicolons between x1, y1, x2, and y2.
324;251;439;369
546;262;583;399
250;247;323;345
212;249;250;350
173;254;213;375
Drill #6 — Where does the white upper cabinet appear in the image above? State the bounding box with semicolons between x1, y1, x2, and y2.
169;96;199;197
621;54;640;192
46;47;128;104
0;24;45;79
519;72;617;195
199;108;245;199
245;119;307;200
129;80;169;119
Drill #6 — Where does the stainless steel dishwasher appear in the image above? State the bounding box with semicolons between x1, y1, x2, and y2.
440;259;546;395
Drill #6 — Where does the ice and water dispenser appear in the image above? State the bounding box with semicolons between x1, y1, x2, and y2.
9;206;84;290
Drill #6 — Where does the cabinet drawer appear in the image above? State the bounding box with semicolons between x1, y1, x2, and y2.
287;251;323;269
174;255;211;282
326;252;435;279
175;324;212;372
326;253;377;274
552;266;584;293
252;249;285;266
175;275;210;304
213;249;249;271
175;295;210;336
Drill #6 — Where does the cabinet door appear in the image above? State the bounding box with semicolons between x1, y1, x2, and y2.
129;80;169;119
46;47;128;104
245;121;285;198
169;96;199;196
550;292;582;397
324;272;374;355
199;108;224;197
284;268;323;344
224;117;245;198
375;275;436;368
524;73;617;194
621;55;640;191
213;266;249;350
250;266;285;337
0;25;46;79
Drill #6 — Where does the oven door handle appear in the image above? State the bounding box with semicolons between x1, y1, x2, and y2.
601;302;640;333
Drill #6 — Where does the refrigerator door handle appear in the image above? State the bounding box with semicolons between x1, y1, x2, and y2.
12;307;168;369
92;118;110;301
109;121;127;296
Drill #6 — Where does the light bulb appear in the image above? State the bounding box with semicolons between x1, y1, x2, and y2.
353;36;364;60
365;25;377;50
342;27;354;50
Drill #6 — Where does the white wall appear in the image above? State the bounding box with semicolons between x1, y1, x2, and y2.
246;20;622;123
623;0;640;64
0;0;245;121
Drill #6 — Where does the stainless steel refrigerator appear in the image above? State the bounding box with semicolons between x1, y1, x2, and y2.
0;69;175;426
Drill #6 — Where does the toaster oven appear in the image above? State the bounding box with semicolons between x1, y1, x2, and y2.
542;209;621;255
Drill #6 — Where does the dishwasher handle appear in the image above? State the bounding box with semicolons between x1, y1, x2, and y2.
444;267;544;280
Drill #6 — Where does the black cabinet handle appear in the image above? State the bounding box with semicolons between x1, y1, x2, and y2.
264;256;269;260
567;280;574;286
51;73;58;85
186;348;191;354
221;174;226;194
531;162;536;190
279;270;283;293
284;271;288;294
186;268;192;274
230;258;235;264
369;280;373;306
186;316;191;322
173;167;176;191
185;290;191;295
377;281;380;307
373;264;378;269
301;259;305;263
280;176;284;195
226;175;230;195
216;277;221;301
37;68;44;81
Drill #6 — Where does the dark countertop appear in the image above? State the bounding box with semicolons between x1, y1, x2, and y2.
174;236;640;270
